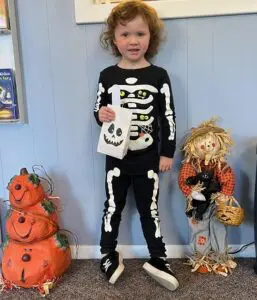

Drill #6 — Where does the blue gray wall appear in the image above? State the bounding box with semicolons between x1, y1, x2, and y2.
0;0;256;248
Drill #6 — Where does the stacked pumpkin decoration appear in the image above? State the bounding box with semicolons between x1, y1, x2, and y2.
1;168;72;296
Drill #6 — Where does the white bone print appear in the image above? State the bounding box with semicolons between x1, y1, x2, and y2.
160;83;175;140
104;167;120;232
148;170;161;238
94;82;105;112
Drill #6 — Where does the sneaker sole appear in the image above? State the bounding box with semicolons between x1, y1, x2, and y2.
109;254;125;284
143;262;179;291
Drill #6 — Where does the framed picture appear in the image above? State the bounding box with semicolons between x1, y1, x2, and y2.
75;0;257;24
0;0;9;30
0;68;19;121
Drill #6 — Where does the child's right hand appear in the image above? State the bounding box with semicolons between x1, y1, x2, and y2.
98;106;116;122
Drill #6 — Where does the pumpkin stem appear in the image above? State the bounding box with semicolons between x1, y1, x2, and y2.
20;168;28;175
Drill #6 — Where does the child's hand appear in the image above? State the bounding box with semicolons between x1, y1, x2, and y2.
98;106;115;122
159;156;173;172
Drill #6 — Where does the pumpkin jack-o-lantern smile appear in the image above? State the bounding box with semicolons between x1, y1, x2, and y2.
104;123;124;147
11;215;35;239
2;237;71;288
20;252;32;283
18;251;49;284
7;208;58;243
8;168;45;208
10;184;28;204
2;168;72;294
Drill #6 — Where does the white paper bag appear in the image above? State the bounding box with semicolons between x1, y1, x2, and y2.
97;105;133;159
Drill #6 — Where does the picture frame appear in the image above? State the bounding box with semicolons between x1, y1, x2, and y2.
0;0;9;30
75;0;257;24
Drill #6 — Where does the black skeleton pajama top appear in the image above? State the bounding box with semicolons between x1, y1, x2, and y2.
94;65;176;175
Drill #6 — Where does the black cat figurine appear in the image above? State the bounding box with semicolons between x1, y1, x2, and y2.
185;170;221;220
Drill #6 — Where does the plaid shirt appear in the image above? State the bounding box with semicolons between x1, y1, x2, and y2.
178;162;235;197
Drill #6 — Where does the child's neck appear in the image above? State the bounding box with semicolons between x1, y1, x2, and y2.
118;58;150;70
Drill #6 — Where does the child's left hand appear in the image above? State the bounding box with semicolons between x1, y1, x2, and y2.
159;156;173;172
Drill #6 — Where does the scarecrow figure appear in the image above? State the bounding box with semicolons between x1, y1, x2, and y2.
178;118;243;275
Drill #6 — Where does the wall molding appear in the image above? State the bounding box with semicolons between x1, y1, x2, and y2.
70;244;255;259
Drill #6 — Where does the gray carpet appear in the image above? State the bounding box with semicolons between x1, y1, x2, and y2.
1;258;257;299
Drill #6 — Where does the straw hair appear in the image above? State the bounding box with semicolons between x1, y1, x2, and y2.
182;117;234;171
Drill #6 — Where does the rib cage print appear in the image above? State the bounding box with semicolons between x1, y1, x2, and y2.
108;77;157;151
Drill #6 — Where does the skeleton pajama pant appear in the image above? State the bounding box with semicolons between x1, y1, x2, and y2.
100;167;167;258
188;201;227;254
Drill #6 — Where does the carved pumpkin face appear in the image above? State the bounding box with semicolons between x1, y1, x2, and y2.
2;235;71;288
194;133;221;164
6;202;58;243
8;172;45;208
104;122;124;147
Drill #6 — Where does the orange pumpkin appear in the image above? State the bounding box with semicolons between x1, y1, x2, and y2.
2;234;72;288
6;203;58;243
8;168;45;209
23;198;58;221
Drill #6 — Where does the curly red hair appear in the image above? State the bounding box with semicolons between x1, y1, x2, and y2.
100;0;164;59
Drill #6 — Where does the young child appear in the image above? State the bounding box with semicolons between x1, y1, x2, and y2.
93;0;179;291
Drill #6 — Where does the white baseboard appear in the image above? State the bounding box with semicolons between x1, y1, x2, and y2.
70;244;255;259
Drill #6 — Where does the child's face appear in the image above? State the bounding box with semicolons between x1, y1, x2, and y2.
113;15;150;66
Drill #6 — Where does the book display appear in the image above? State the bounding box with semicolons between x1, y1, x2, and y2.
0;68;19;120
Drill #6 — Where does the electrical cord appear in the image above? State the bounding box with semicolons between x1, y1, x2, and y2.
229;242;255;254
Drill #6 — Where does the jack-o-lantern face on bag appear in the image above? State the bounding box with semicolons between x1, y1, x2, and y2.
2;234;71;288
8;168;45;208
104;123;124;147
